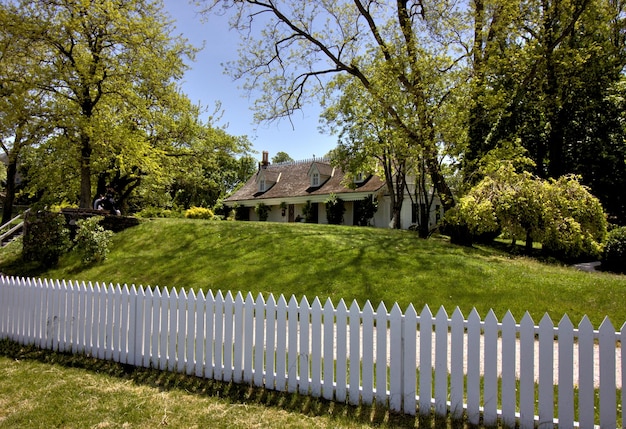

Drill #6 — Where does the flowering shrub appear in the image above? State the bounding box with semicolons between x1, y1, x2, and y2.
185;206;215;220
75;216;113;263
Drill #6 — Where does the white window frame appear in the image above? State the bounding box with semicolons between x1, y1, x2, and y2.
312;172;320;187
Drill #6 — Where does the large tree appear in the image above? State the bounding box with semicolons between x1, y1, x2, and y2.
14;0;196;209
198;0;463;213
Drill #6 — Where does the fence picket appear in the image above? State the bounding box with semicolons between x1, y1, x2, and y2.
204;290;216;379
389;303;403;413
299;296;311;396
404;304;418;416
349;300;361;405
335;299;348;403
0;277;623;429
159;287;169;371
275;295;288;392
538;314;555;429
322;298;335;401
449;308;464;419
223;291;235;381
265;294;277;389
310;297;322;398
435;306;449;417
361;301;374;405
599;317;617;428
241;292;253;384
254;293;266;387
519;312;535;429
483;310;498;426
287;295;299;393
501;311;517;428
418;305;432;415
622;321;626;428
375;302;388;406
557;315;574;428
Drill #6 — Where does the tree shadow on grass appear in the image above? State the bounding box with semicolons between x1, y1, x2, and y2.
0;339;484;428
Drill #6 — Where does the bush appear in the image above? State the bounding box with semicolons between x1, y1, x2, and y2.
354;196;378;226
325;194;346;225
74;216;114;263
135;206;184;219
185;206;215;220
602;226;626;273
22;211;71;267
254;203;270;221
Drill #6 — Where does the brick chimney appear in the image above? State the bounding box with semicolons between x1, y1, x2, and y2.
261;151;269;168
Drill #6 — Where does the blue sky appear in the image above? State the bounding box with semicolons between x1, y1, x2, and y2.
162;1;338;162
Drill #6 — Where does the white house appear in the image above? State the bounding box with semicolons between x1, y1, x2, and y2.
224;152;442;230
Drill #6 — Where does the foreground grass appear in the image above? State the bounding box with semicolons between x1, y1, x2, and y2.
2;218;625;326
0;339;456;429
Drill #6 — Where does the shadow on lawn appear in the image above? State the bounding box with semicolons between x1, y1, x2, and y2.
0;339;477;429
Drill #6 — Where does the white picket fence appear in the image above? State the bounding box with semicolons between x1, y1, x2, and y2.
0;276;624;428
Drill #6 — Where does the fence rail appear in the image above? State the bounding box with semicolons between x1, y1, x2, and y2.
0;276;624;428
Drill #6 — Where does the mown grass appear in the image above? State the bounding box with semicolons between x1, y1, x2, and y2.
0;339;457;429
1;218;625;326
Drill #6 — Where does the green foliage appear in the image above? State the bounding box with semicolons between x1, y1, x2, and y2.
74;216;114;264
602;226;626;273
254;203;270;221
456;162;607;260
185;206;215;220
134;206;184;219
354;196;378;226
271;151;294;164
22;211;70;267
302;200;315;223
325;193;346;225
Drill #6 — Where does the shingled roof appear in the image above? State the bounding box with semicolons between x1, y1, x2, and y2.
225;158;386;204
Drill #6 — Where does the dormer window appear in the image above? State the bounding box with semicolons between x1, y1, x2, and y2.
355;172;365;183
312;172;320;187
259;178;266;192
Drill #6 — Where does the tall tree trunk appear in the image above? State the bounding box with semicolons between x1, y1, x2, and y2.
2;156;18;225
79;133;92;209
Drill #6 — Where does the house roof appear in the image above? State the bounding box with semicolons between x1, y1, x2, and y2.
225;158;386;205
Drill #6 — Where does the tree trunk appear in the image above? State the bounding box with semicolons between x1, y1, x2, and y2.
79;133;93;209
1;157;18;225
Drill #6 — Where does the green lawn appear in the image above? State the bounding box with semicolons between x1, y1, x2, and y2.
2;218;625;326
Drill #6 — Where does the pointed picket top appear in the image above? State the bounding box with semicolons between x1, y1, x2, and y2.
502;310;516;326
484;309;497;323
188;288;196;300
323;297;334;312
178;287;187;300
521;311;535;327
376;301;387;316
300;295;310;310
468;307;481;323
349;299;360;314
115;283;122;295
540;313;553;327
390;302;403;319
288;295;299;311
264;293;274;308
362;300;374;317
123;283;130;294
311;296;322;312
436;305;448;321
578;314;593;332
336;298;348;314
599;315;615;333
419;303;432;322
170;287;179;300
277;294;287;309
225;290;235;305
255;293;265;307
558;314;574;331
215;289;224;304
451;307;464;323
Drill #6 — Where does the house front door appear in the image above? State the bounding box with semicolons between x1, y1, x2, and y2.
288;204;295;222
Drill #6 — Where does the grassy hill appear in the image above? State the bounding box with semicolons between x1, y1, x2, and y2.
2;218;625;326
